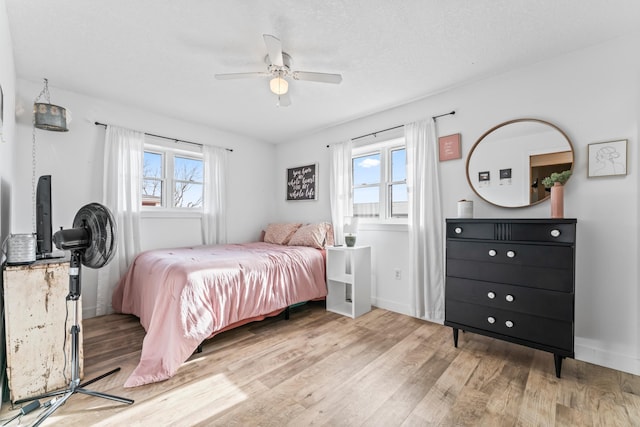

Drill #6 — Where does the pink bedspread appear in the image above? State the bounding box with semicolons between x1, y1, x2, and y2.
112;242;327;387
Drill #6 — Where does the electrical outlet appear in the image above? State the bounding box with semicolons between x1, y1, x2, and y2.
394;269;401;280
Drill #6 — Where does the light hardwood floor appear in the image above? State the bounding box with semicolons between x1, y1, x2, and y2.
2;302;639;426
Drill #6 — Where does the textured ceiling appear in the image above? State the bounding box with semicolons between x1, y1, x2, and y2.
6;1;640;144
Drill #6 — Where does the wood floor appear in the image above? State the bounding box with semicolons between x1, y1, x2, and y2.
2;302;639;426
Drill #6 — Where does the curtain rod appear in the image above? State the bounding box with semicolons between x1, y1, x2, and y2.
433;110;456;120
326;110;456;148
94;121;234;152
352;124;404;142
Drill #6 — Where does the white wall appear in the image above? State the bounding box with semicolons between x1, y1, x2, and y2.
275;33;640;375
0;0;16;406
12;79;278;319
0;0;16;247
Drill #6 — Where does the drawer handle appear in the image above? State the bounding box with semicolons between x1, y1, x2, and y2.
454;227;463;234
488;249;497;257
506;250;516;258
505;320;514;328
550;229;561;238
487;291;496;299
487;316;496;324
505;294;514;302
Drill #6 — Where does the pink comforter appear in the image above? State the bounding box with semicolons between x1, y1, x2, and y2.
112;242;327;387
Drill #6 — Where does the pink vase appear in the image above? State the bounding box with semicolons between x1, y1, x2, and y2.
551;183;564;218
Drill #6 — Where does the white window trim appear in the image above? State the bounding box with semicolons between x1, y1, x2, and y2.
352;136;407;225
143;138;204;213
140;209;203;219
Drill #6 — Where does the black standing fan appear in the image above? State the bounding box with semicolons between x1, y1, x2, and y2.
16;203;134;426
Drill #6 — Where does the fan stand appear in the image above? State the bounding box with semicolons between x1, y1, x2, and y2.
15;250;134;426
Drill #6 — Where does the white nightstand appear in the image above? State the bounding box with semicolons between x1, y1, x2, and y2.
326;246;371;318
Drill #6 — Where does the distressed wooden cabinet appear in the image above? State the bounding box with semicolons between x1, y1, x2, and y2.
445;218;576;378
2;257;83;402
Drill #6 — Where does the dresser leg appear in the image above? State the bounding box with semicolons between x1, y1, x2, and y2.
453;328;459;348
554;354;563;378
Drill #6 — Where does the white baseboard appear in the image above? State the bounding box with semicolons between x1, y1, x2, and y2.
82;304;96;320
575;337;640;376
371;297;411;316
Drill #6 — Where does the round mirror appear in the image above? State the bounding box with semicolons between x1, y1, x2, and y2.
466;118;574;208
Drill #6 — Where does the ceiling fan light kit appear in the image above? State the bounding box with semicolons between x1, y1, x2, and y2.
215;34;342;106
270;75;288;95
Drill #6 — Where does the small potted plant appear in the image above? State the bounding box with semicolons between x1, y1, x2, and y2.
343;216;359;247
542;170;572;188
542;170;572;218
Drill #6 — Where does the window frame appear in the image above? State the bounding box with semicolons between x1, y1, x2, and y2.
142;148;166;207
351;136;407;224
142;137;204;213
172;154;205;209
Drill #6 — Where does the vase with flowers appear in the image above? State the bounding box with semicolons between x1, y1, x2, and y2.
542;170;572;218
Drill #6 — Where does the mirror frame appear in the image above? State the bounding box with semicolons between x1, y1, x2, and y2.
466;118;574;208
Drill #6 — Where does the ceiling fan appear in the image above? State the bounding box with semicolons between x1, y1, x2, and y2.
215;34;343;107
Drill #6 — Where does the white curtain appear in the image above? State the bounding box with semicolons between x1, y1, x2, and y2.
405;119;445;323
329;140;353;245
97;125;144;315
202;145;228;245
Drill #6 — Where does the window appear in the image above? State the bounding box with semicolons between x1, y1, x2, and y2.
352;137;407;221
142;140;204;209
352;152;381;217
143;151;164;206
390;147;408;217
173;156;204;208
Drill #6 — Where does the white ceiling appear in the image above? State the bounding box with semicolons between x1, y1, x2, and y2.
6;1;640;144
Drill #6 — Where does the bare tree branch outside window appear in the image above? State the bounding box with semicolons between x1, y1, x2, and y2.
142;151;203;208
173;156;203;208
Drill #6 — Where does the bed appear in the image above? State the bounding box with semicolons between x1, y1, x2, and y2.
112;222;331;387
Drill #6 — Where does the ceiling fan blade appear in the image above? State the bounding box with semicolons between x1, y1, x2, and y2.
277;92;291;107
292;71;342;84
215;72;270;80
263;34;284;66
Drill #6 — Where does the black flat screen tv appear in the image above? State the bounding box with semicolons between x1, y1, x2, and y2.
36;175;53;258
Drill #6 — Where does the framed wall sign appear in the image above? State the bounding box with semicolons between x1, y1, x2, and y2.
286;163;317;201
587;139;627;177
438;133;461;161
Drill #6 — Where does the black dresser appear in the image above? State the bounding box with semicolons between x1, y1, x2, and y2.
444;218;576;377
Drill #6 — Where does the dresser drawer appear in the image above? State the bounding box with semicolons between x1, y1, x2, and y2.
446;277;573;321
446;300;573;352
447;258;573;292
447;240;573;269
447;220;575;244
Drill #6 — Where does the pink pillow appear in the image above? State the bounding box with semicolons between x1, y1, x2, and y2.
324;223;335;246
288;223;328;249
264;223;302;245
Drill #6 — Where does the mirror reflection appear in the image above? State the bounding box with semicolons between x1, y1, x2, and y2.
466;119;574;208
